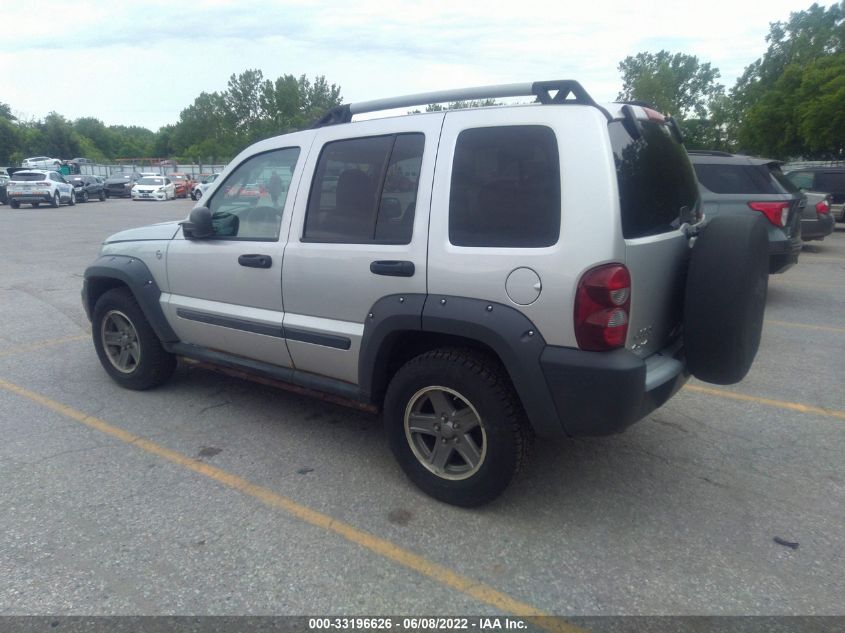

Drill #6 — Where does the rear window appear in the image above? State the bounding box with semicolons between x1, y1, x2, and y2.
138;177;165;185
609;120;699;239
449;125;560;248
693;162;790;195
11;172;46;181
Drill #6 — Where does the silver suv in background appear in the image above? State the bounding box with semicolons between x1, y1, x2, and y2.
82;81;770;506
689;151;803;273
785;166;845;223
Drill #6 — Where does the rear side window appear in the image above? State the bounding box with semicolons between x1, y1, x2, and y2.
304;133;424;244
815;171;845;192
449;126;560;248
609;120;699;239
693;163;785;194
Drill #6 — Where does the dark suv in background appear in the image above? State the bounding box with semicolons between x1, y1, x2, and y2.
689;151;803;273
785;166;845;223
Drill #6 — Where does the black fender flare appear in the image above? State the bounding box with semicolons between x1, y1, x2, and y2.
83;255;179;343
359;294;565;436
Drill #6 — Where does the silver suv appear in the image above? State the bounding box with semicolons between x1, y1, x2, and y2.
83;81;770;506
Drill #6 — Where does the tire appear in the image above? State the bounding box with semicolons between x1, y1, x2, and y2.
684;215;769;385
32;203;40;208
81;191;89;203
68;190;76;206
195;189;203;201
10;200;20;209
190;190;197;201
99;190;106;201
91;287;177;390
50;192;60;208
383;348;532;507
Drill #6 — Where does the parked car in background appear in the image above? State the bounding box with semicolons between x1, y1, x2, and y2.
785;167;845;223
131;176;175;201
66;174;106;203
104;173;141;198
689;151;803;273
799;192;835;241
6;168;76;208
166;172;192;198
0;170;9;204
191;173;219;201
22;156;62;170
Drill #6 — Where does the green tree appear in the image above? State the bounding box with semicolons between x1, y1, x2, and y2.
732;2;845;158
617;50;724;119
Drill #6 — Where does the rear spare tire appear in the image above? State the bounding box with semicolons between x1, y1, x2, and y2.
684;215;769;385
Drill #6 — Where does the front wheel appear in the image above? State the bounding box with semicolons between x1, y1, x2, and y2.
10;199;20;209
383;349;532;507
91;287;177;390
99;190;106;201
81;191;89;203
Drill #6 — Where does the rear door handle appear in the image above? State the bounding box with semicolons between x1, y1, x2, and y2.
370;260;415;277
238;254;272;269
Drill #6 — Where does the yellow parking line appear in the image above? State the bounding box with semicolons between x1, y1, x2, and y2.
764;319;845;334
0;333;88;358
0;377;582;633
684;384;845;421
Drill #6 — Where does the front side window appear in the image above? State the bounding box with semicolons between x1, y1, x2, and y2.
304;133;424;244
207;147;301;241
449;126;560;248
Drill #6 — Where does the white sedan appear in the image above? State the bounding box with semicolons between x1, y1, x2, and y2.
131;176;176;201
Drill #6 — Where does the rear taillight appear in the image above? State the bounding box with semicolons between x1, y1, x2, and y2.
574;264;631;351
748;201;790;227
37;181;50;186
816;199;831;215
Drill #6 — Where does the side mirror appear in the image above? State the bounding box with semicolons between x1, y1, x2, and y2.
180;206;213;239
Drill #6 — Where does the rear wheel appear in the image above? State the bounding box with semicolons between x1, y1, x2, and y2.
99;190;106;201
92;287;176;390
81;191;89;203
10;200;20;209
384;348;532;507
50;192;60;208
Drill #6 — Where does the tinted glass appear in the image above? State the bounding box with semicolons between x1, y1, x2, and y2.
610;121;699;238
207;147;300;240
449;126;560;247
786;171;814;190
304;133;424;244
771;167;800;193
693;163;785;194
11;173;45;181
815;172;845;192
138;177;165;185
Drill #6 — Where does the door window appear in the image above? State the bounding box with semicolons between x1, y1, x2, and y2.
207;147;301;241
303;133;424;244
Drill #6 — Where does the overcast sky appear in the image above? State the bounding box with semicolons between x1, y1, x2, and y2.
1;0;820;130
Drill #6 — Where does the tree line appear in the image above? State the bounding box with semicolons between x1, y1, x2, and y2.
1;2;842;165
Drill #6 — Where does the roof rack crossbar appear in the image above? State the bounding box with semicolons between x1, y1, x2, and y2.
311;80;610;128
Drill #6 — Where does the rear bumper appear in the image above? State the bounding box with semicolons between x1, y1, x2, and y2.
7;192;53;203
801;214;835;241
539;341;688;436
768;235;802;274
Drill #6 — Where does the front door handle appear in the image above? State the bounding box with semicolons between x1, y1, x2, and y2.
370;260;415;277
238;254;272;269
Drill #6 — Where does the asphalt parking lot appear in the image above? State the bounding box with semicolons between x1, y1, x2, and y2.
0;197;843;621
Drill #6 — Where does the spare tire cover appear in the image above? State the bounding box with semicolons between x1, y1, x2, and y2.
684;215;769;385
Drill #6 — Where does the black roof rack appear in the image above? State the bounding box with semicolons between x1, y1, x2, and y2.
312;80;611;128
